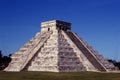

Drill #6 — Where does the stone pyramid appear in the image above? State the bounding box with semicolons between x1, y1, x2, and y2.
5;20;118;72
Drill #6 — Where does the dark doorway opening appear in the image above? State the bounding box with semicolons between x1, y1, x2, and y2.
48;28;50;31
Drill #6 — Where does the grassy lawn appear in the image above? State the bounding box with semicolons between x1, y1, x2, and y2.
0;71;120;80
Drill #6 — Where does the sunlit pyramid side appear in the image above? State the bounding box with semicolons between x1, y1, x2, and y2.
5;20;118;72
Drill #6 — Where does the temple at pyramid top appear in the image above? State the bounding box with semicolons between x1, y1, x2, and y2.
5;20;119;72
41;20;71;32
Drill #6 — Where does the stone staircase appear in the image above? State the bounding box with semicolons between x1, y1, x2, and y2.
64;30;118;72
28;30;86;72
65;30;106;71
72;31;119;71
5;31;52;71
58;31;86;72
28;30;60;71
61;30;97;71
5;20;118;72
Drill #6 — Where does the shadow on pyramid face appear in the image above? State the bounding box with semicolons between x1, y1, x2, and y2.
4;20;119;72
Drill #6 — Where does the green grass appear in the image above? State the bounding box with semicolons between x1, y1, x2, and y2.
0;71;120;80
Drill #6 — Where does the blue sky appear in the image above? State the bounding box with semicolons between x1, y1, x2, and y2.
0;0;120;61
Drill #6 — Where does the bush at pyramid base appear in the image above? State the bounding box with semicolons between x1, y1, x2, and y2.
5;20;119;72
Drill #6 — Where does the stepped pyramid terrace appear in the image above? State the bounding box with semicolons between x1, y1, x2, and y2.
5;20;119;72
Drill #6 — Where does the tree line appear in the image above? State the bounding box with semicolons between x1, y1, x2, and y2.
0;50;11;70
108;59;120;70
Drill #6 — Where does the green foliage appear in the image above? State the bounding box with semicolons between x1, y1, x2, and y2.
0;50;11;70
0;71;120;80
108;59;120;69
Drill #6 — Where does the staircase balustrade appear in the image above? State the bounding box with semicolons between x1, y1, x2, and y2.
20;31;52;70
64;30;107;71
68;31;118;71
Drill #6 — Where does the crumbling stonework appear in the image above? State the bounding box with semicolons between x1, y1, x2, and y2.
5;20;118;72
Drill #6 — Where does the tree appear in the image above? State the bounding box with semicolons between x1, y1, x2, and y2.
108;59;120;69
0;50;11;70
0;50;2;58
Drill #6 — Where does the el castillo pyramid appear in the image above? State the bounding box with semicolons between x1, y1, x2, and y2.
5;20;118;72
